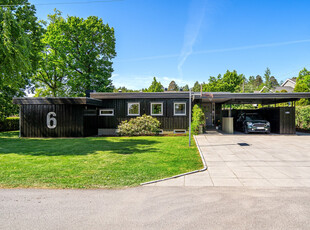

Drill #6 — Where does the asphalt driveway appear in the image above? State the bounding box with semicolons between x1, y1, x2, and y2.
146;133;310;187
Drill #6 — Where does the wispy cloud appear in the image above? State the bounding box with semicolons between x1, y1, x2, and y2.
193;39;310;55
112;74;194;90
177;0;207;78
115;39;310;63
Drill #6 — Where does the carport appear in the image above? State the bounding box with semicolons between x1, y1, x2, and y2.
193;92;310;134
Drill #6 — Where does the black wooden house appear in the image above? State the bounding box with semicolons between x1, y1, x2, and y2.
13;92;310;137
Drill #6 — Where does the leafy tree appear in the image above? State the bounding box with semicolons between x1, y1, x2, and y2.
180;84;189;91
220;70;243;92
203;74;221;92
146;77;163;92
294;68;310;105
244;76;256;92
33;10;116;96
294;68;310;92
0;0;44;119
0;0;43;79
270;76;279;88
264;67;272;88
168;80;179;91
31;10;68;97
254;75;263;88
192;81;201;92
203;70;244;92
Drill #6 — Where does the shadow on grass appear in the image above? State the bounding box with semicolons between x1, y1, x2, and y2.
0;132;159;156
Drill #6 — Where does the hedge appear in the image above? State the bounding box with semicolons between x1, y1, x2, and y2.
296;106;310;130
0;117;19;132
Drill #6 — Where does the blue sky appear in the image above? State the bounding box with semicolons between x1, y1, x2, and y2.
31;0;310;89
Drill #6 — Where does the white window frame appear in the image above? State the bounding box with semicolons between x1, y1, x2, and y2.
150;102;163;116
127;102;140;116
174;102;186;116
99;109;114;116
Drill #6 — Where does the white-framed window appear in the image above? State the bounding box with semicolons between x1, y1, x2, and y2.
99;109;114;116
128;102;140;116
174;102;186;116
150;102;163;116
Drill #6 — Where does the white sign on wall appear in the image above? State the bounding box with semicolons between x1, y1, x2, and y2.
47;112;57;129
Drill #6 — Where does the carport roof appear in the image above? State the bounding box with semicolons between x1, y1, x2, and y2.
195;92;310;104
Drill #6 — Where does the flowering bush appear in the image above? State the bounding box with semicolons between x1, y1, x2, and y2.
118;114;161;136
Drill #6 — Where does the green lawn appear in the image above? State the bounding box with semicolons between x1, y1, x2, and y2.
0;131;202;188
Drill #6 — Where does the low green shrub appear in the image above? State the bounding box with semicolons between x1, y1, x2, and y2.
118;114;161;136
191;104;205;135
296;106;310;130
0;117;19;132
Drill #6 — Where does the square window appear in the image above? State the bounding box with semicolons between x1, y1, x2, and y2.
128;102;140;116
99;109;114;116
151;103;163;116
174;102;186;116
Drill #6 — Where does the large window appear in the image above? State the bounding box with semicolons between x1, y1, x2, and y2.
99;109;114;116
174;102;186;116
151;102;163;116
128;102;140;116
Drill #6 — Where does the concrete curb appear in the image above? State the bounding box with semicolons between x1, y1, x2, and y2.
140;135;208;186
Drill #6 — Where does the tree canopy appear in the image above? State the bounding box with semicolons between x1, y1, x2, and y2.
0;0;44;120
168;80;179;91
145;77;163;92
192;81;201;92
32;10;116;97
203;70;244;92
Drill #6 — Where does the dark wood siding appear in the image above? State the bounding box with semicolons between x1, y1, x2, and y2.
98;99;189;130
20;104;85;137
225;107;296;134
83;106;98;136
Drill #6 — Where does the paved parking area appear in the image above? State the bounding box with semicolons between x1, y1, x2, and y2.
146;133;310;187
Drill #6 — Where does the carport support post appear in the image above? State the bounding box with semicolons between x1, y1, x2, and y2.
189;89;192;147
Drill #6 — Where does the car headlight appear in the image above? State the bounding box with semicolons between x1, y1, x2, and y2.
247;122;253;127
265;122;270;127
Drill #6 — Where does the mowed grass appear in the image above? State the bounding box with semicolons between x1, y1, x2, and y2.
0;131;202;188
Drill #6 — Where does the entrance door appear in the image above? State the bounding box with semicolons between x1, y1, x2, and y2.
203;103;213;126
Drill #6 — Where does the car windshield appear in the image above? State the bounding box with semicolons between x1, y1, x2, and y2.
245;114;263;121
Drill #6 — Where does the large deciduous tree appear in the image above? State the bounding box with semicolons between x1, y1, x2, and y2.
0;0;44;119
31;11;68;97
203;70;244;92
33;10;116;96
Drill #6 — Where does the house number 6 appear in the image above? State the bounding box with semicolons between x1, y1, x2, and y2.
47;112;57;129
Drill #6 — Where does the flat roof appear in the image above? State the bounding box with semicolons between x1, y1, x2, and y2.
197;92;310;104
13;97;103;106
13;92;310;105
